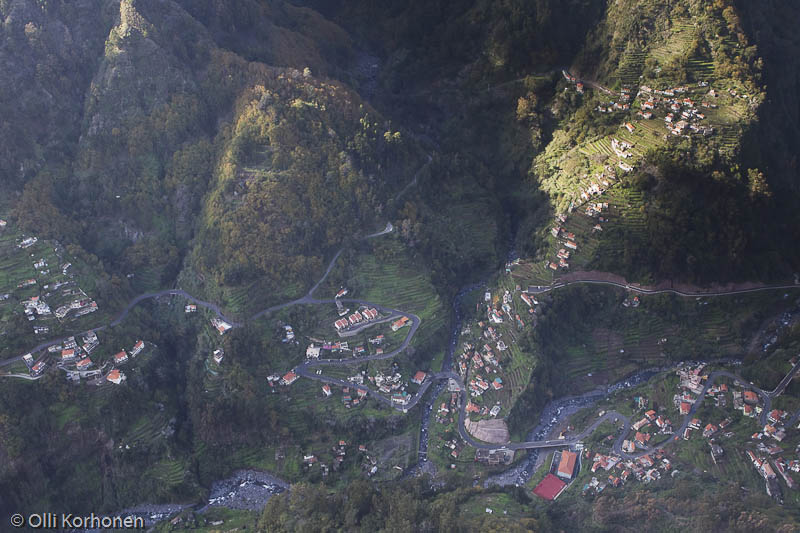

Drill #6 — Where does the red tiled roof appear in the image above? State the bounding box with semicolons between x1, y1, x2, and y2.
533;474;567;500
558;450;577;478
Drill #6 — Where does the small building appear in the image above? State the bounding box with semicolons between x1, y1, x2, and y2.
322;384;332;397
114;351;128;364
710;443;724;465
106;369;126;385
743;391;759;404
213;349;224;365
31;361;46;375
411;371;426;385
391;316;410;331
76;358;93;370
61;349;76;362
131;340;144;357
533;474;567;500
281;371;299;386
306;345;321;359
185;304;197;313
557;450;578;480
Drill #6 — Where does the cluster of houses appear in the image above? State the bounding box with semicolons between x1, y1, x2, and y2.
440;436;466;461
436;392;460;425
333;306;380;334
302;440;377;478
562;70;585;95
746;448;799;504
58;336;144;385
583;449;674;494
369;371;408;401
6;232;100;335
449;288;532;424
623;408;674;453
340;385;369;408
671;361;800;501
548;176;613;271
54;293;98;320
595;87;633;114
456;339;504;398
637;83;716;137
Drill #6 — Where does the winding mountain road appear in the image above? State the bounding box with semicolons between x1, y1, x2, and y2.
3;205;799;469
527;278;800;298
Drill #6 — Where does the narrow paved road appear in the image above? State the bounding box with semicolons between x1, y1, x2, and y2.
528;279;800;298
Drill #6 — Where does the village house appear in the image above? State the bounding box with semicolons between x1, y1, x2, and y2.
557;450;579;481
281;371;299;386
31;361;46;375
114;351;128;364
106;369;126;385
391;391;410;406
131;340;145;357
211;317;232;335
743;390;759;405
306;345;321;359
411;371;426;385
391;316;410;331
76;357;93;371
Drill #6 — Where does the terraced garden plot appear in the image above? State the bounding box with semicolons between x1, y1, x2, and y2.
687;57;715;80
125;413;170;448
614;47;646;87
616;124;663;155
145;458;187;488
510;260;555;287
648;22;698;65
587;187;647;268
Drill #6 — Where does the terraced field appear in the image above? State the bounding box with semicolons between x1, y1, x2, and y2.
648;22;698;66
125;413;171;448
614;46;646;88
146;458;188;489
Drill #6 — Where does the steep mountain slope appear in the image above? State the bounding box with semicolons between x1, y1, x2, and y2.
0;0;115;187
1;0;800;526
